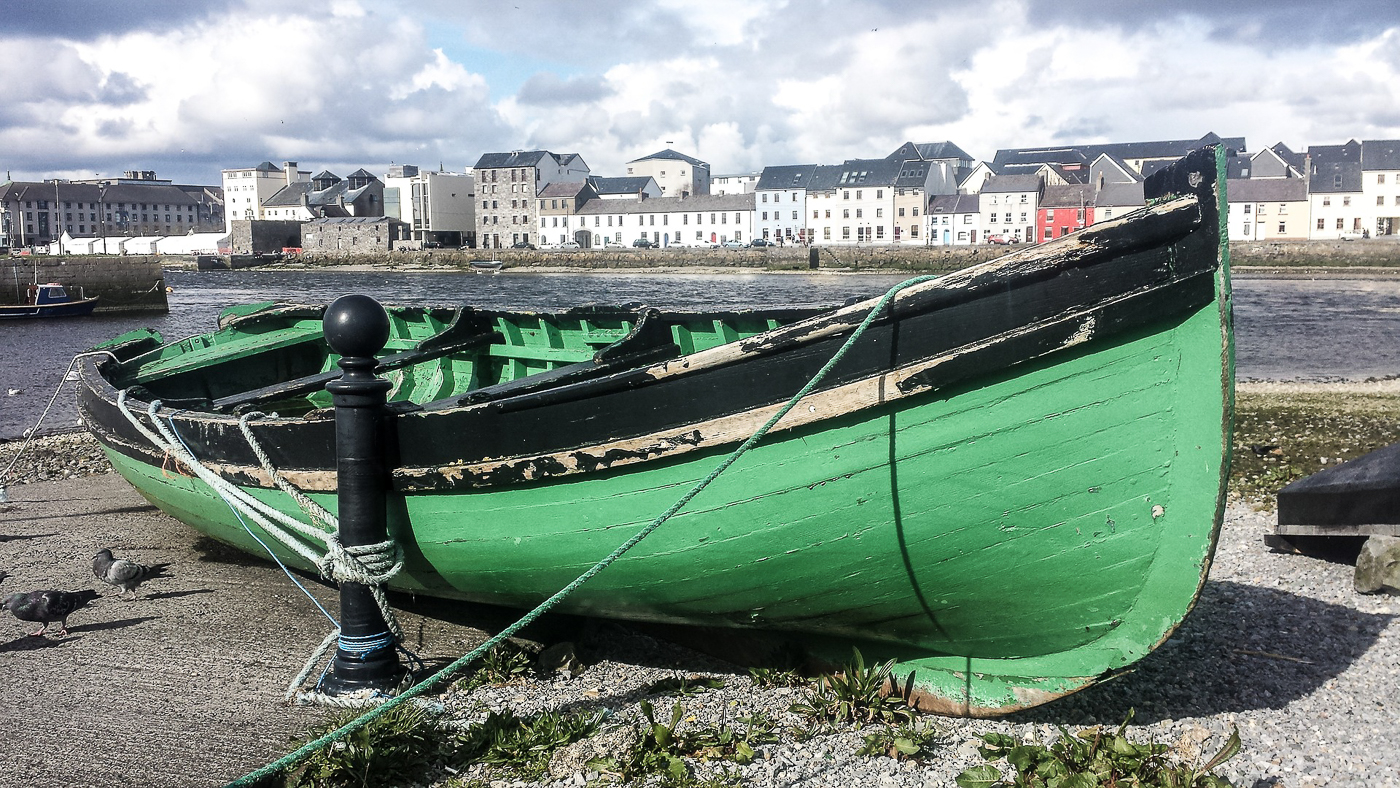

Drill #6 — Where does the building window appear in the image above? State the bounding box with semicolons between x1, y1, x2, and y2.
875;190;882;198
762;212;768;220
792;211;797;220
1343;196;1351;206
1278;222;1286;233
1322;196;1330;206
843;191;849;200
842;227;850;239
1243;204;1251;214
875;226;884;239
875;209;882;218
1336;218;1344;229
1381;174;1387;184
898;207;906;217
1380;196;1387;206
1317;218;1325;230
855;209;862;218
823;227;831;240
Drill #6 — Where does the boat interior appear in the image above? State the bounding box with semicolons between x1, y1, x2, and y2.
98;301;832;417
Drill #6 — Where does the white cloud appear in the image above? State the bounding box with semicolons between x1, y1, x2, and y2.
4;0;1400;185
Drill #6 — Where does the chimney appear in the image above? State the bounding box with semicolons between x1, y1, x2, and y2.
284;161;298;186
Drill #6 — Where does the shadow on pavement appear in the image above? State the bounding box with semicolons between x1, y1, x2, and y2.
1007;579;1395;725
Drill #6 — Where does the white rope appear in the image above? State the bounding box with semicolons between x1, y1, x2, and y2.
113;390;408;700
1;351;120;492
234;411;405;641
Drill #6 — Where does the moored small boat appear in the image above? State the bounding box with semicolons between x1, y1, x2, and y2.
78;147;1234;716
0;282;99;319
469;259;503;273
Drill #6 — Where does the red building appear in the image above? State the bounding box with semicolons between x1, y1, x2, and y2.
1037;184;1095;242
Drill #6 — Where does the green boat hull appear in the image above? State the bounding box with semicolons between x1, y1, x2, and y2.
87;147;1232;714
100;288;1228;714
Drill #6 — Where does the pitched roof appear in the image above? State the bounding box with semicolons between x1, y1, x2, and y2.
575;193;753;216
1095;182;1145;208
755;164;819;191
540;181;592;198
262;182;314;207
1308;140;1363;193
916;141;972;161
981;173;1042;193
586;176;654;195
994;133;1246;169
474;150;552;170
1362;140;1400;171
627;148;708;167
806;158;904;191
926;193;980;213
1038;184;1095;209
1226;178;1307;202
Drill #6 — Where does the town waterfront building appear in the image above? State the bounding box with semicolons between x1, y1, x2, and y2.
574;193;753;247
1227;178;1309;241
2;172;224;248
754;164;817;244
473;150;590;249
925;193;981;245
261;169;385;223
625;149;709;197
537;181;599;246
221;161;307;232
383;165;475;248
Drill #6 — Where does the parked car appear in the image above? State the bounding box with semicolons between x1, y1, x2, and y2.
986;235;1018;245
721;240;747;249
422;240;443;249
632;238;655;248
511;241;536;250
749;238;773;248
558;241;581;250
1338;231;1366;241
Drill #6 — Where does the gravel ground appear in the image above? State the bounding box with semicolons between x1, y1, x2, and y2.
4;433;1397;787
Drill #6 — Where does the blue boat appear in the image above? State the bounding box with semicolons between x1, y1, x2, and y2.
0;283;99;319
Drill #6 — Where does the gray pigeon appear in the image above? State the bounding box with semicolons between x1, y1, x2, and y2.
93;549;170;600
3;588;99;636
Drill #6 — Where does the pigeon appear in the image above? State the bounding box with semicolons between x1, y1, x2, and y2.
3;588;99;636
93;549;170;600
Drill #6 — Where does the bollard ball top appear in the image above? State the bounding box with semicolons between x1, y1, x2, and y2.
323;294;390;359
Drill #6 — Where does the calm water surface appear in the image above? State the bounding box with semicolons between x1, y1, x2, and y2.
1;270;1396;439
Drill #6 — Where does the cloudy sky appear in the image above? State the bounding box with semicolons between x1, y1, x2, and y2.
4;0;1400;185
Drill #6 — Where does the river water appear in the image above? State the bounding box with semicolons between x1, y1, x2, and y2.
2;269;1398;440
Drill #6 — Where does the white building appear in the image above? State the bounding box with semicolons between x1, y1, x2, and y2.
925;194;982;245
978;173;1041;243
711;172;759;195
625;149;710;197
383;165;475;247
754;164;817;245
575;193;753;247
221;161;307;232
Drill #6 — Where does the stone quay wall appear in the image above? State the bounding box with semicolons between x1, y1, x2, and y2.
1;255;168;313
295;244;1013;275
1228;238;1400;268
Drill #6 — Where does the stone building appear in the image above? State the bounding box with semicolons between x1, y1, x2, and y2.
473;150;589;249
300;216;399;254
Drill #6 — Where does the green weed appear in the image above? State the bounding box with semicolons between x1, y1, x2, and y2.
746;665;807;688
789;648;915;727
955;711;1241;788
281;703;449;788
455;708;602;780
458;641;537;691
856;718;950;762
588;701;778;786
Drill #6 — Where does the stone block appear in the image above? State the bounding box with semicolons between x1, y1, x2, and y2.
1355;534;1400;594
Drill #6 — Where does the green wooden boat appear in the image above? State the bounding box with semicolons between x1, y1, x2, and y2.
78;147;1232;716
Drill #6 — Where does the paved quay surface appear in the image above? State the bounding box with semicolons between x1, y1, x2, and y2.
0;472;501;788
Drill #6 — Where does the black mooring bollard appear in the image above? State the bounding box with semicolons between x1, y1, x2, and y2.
319;294;406;696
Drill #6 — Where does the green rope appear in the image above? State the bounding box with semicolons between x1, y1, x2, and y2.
225;274;936;787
